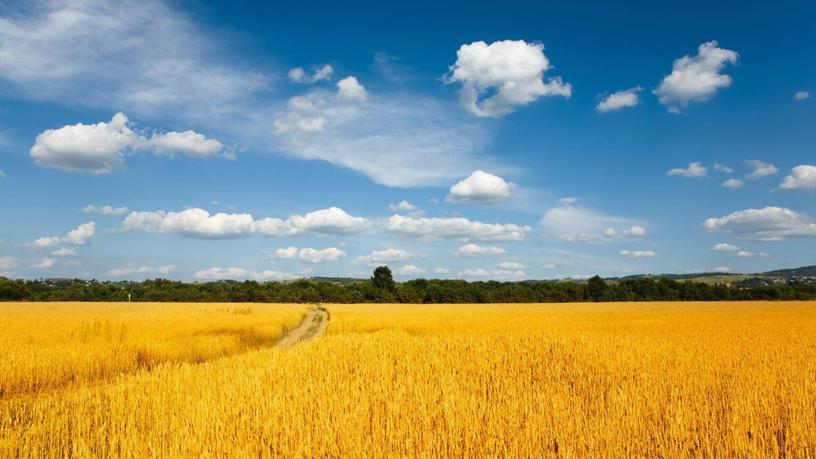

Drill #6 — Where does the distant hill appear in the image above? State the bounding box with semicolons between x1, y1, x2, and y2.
761;266;816;277
613;272;745;281
306;276;366;284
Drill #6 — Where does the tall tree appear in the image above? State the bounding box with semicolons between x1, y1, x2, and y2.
371;266;396;292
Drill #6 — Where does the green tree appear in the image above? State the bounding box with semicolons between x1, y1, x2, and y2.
371;266;396;292
586;276;608;301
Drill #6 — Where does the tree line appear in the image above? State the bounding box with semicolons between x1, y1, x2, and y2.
1;267;815;303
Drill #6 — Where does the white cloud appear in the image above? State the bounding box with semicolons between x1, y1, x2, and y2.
722;178;744;189
745;160;778;180
123;207;368;239
386;214;531;242
559;197;579;205
713;163;733;174
0;0;265;118
458;268;526;279
288;64;334;84
433;267;451;275
456;243;506;257
123;209;256;238
284;207;369;235
654;41;738;112
712;243;740;251
51;247;77;257
63;222;96;245
0;170;6;178
713;266;732;273
106;264;175;277
33;257;58;269
396;264;426;276
619;250;656;258
353;249;414;266
541;205;644;243
30;113;136;174
667;161;708;178
30;113;227;173
388;200;424;217
255;270;299;281
445;40;571;118
703;207;816;241
603;226;646;239
193;267;298;281
272;87;490;187
194;267;251;280
83;205;129;216
736;250;765;258
779;165;816;191
596;87;641;113
336;76;368;101
148;131;225;157
297;247;345;264
2;0;499;190
447;170;516;205
389;200;417;213
33;222;95;248
794;90;810;101
269;247;298;259
32;237;61;248
496;261;525;270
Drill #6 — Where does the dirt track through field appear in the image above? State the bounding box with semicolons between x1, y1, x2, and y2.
277;307;328;347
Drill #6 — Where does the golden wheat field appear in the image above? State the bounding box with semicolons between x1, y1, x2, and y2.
1;301;815;457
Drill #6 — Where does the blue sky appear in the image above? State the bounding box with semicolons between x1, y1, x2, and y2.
0;0;814;281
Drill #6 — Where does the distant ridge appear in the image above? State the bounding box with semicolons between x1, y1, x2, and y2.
761;265;816;278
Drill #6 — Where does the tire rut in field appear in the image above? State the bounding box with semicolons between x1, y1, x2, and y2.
277;306;329;347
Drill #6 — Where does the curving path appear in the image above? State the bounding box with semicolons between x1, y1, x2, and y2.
277;307;329;347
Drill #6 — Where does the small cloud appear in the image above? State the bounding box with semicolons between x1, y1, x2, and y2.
702;206;816;241
779;165;816;191
496;261;525;270
337;76;367;101
458;267;526;279
445;39;571;118
667;162;708;178
713;163;733;174
794;90;810;101
32;222;95;247
712;243;740;251
619;250;656;258
106;264;175;277
396;264;426;276
268;246;298;259
353;248;414;266
33;257;58;269
596;86;642;113
745;160;778;180
713;266;732;273
735;250;765;258
296;247;345;264
288;64;334;84
51;247;77;257
722;178;744;189
447;170;516;205
83;204;129;215
456;243;506;257
388;200;424;217
654;41;738;112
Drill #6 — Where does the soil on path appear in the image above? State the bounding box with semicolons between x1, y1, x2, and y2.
277;307;328;347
